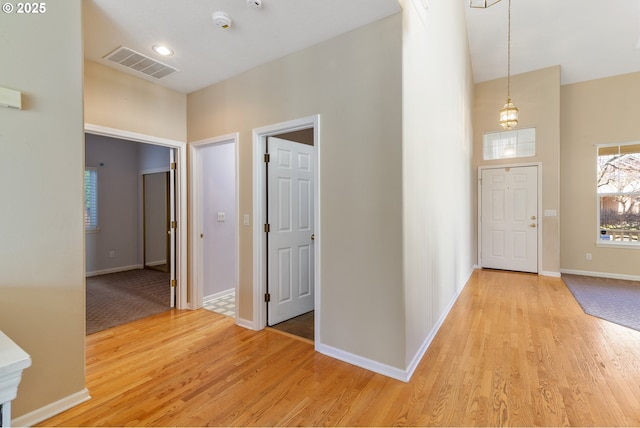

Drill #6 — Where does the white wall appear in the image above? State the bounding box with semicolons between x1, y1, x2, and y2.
0;0;86;418
201;142;237;298
85;134;141;274
474;67;561;276
188;15;406;369
561;71;640;277
401;0;476;368
139;143;171;172
84;60;187;142
85;135;171;275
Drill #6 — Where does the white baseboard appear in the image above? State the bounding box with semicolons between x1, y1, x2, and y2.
314;266;477;383
404;265;475;381
235;317;257;330
540;270;561;277
315;342;409;382
203;288;235;303
560;269;640;282
86;264;143;277
146;260;167;267
12;388;91;427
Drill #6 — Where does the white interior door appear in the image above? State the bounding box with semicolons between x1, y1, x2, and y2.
481;166;538;273
267;137;314;325
169;149;176;307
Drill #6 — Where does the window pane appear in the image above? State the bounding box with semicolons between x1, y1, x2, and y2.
598;146;640;194
483;127;536;160
600;195;640;242
597;143;640;245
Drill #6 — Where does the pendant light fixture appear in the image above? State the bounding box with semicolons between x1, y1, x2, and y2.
498;0;518;130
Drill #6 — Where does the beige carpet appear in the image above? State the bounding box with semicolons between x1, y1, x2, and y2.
86;269;171;335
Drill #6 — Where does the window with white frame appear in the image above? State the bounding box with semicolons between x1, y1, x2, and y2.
84;167;98;231
597;143;640;245
483;127;536;161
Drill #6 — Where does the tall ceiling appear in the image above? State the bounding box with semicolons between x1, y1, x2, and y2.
466;0;640;85
83;0;640;94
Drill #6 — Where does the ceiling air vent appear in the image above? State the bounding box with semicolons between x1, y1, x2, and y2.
103;46;178;79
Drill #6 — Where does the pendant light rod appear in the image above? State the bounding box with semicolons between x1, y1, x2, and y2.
506;0;512;100
499;0;518;130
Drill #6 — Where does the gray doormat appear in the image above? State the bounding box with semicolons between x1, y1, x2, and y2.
562;274;640;332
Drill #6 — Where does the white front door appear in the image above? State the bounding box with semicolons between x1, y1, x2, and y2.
267;137;314;325
481;166;538;273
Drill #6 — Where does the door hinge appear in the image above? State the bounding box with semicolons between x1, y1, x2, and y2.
171;279;177;288
171;220;177;229
170;162;177;170
264;293;271;302
264;153;270;163
264;223;270;233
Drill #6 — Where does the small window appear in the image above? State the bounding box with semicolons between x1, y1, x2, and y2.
483;127;536;161
84;168;98;231
597;143;640;245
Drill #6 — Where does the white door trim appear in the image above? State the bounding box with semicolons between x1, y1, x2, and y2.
84;123;189;309
189;133;240;311
478;162;542;274
252;115;321;337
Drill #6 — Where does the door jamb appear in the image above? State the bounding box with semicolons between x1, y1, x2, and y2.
84;123;189;309
252;115;320;335
477;162;542;274
189;133;240;311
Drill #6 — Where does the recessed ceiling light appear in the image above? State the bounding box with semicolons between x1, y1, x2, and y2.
152;45;174;56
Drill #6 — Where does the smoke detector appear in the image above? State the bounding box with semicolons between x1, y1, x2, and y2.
212;11;232;29
247;0;263;8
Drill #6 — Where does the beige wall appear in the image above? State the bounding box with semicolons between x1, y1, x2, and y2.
560;71;640;276
474;66;561;275
188;15;405;368
401;1;476;364
84;60;187;142
0;0;86;417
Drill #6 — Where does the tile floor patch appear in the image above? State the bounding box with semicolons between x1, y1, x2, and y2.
203;293;235;317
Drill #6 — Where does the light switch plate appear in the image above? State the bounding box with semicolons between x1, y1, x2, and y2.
217;212;225;222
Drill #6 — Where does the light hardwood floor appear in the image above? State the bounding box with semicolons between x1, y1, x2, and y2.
38;269;640;426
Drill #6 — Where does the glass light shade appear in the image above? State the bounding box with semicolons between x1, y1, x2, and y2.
470;0;501;8
499;98;518;130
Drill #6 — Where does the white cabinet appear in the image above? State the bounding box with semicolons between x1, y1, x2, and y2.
0;331;31;427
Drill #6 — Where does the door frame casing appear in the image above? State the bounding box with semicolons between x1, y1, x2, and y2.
189;133;240;311
252;115;321;338
84;123;189;309
478;162;542;274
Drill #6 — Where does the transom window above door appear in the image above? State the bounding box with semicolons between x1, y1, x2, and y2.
483;127;536;161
